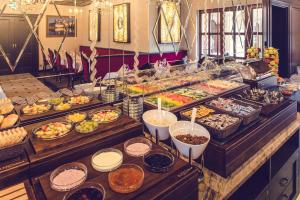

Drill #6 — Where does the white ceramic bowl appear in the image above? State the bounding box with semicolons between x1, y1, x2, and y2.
169;121;210;159
142;109;177;141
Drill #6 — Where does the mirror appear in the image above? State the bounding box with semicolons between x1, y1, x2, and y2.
0;0;263;81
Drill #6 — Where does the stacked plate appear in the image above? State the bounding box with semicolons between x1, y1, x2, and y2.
101;88;119;103
123;97;143;121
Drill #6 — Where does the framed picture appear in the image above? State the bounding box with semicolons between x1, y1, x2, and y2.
113;3;130;43
158;2;181;44
89;10;101;42
46;15;76;37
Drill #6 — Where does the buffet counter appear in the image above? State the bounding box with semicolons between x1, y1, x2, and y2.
200;113;300;199
0;73;53;98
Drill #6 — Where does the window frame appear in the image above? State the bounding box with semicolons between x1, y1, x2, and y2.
199;5;263;60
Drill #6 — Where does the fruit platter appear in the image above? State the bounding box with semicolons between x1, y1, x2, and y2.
127;84;161;95
126;72;211;97
190;83;226;95
145;88;210;110
207;98;261;125
33;122;72;140
90;108;121;123
54;103;72;111
21;103;52;116
75;120;99;134
181;105;215;120
205;80;243;90
198;114;242;139
68;95;92;105
66;112;87;124
145;92;195;110
172;88;210;99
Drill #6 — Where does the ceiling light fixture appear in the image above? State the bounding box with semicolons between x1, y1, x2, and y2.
68;0;83;14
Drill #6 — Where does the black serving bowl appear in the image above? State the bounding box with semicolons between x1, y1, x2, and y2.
63;182;105;200
143;150;174;173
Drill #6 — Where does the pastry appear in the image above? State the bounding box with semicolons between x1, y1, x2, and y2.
0;127;27;149
1;114;19;129
0;104;14;115
0;115;3;124
0;98;12;105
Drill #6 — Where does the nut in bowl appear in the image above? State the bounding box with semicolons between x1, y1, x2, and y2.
142;109;177;141
169;121;210;160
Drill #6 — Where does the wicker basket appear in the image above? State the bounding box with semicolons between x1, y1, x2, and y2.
0;135;28;162
206;99;261;126
198;116;242;140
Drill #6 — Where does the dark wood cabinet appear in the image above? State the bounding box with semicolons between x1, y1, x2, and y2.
229;130;300;200
0;15;38;75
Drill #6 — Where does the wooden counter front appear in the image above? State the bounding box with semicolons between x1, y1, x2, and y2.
25;106;143;177
32;142;199;200
0;152;29;190
0;180;36;200
204;100;297;177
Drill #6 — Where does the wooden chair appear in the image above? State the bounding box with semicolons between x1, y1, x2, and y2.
80;52;91;82
54;49;68;83
48;48;56;71
66;52;83;88
42;50;51;71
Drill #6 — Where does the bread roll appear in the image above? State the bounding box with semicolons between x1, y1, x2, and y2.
0;104;14;115
0;127;27;148
0;114;18;129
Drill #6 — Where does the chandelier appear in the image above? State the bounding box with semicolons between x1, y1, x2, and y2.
93;0;113;8
68;0;83;14
8;0;46;10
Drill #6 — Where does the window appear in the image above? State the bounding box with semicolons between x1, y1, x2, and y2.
199;6;263;59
